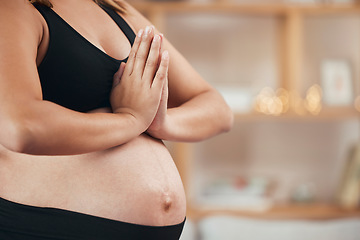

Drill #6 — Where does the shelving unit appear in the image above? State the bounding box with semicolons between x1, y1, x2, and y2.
236;107;359;121
188;203;360;220
131;0;360;223
132;1;360;14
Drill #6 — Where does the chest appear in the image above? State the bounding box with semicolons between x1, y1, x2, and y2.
34;4;135;112
36;7;131;65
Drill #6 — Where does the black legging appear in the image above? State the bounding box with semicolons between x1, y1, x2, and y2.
0;196;185;240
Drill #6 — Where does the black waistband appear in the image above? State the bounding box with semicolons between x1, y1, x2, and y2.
0;196;185;240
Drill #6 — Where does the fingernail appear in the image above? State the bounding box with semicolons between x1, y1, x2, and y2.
153;34;160;43
138;29;143;37
145;26;151;36
162;51;169;60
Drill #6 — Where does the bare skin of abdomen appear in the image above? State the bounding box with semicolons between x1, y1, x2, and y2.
0;134;186;226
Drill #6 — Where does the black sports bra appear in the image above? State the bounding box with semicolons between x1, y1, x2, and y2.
33;3;136;112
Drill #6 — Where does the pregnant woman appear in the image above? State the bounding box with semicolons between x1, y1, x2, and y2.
0;0;233;239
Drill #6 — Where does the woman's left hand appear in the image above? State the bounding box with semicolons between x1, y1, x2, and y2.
146;51;170;139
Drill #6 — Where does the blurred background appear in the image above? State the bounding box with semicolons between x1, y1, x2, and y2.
128;0;360;239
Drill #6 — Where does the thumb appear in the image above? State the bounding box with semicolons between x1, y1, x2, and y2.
113;62;126;87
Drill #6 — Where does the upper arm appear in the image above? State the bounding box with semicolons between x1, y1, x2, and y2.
122;2;214;108
0;1;44;139
0;0;43;103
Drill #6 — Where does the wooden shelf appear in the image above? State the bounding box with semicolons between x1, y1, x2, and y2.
132;1;286;15
233;107;359;122
131;1;360;15
134;0;360;224
188;203;360;221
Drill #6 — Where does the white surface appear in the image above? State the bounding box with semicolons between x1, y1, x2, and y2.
199;216;360;240
215;87;254;113
196;196;272;212
180;218;196;240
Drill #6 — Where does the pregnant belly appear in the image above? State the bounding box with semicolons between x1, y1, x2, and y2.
0;134;186;226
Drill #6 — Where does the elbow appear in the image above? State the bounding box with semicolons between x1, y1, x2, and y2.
0;119;37;154
209;88;234;134
14;128;35;154
221;104;234;133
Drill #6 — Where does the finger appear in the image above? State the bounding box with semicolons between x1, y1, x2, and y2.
119;62;126;78
162;69;168;98
113;62;126;88
158;33;164;67
123;29;143;76
159;70;169;105
113;62;126;80
142;34;161;85
133;26;155;76
152;50;169;90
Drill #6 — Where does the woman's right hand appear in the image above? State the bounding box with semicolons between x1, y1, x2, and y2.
110;26;169;132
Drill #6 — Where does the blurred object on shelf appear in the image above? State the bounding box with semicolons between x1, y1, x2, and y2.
337;144;360;210
290;90;307;116
304;84;322;115
139;0;185;2
321;59;353;107
254;85;322;116
216;86;253;113
291;182;317;203
254;87;290;116
126;0;187;4
285;0;358;4
277;88;291;113
355;96;360;112
233;0;283;4
285;0;320;3
322;0;359;4
197;175;274;212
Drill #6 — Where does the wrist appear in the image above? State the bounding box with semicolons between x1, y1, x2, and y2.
147;113;172;140
161;108;181;141
115;111;147;135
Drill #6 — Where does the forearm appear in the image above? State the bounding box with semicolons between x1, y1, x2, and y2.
2;100;143;155
0;24;166;155
161;90;233;142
